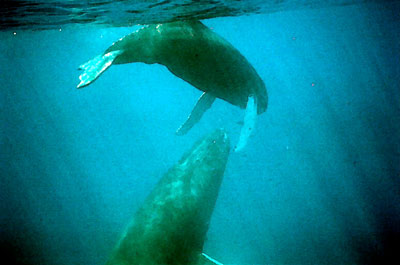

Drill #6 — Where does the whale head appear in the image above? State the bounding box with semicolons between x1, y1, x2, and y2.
106;129;230;265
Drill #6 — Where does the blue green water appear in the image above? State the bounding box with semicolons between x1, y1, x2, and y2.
1;2;400;264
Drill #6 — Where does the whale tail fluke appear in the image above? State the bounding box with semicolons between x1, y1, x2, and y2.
176;92;216;135
77;50;123;89
234;95;257;152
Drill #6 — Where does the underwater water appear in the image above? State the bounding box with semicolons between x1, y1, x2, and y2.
1;0;400;264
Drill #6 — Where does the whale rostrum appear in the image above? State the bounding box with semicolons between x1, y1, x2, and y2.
105;129;230;265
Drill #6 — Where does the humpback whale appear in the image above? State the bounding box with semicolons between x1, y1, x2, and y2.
77;21;267;151
106;129;230;265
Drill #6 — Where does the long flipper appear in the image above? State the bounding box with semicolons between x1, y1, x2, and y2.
176;92;216;135
200;253;224;265
234;95;257;152
77;50;123;88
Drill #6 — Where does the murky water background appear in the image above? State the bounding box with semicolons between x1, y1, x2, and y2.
1;1;400;264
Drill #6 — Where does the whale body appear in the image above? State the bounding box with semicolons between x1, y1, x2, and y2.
106;129;230;265
78;21;267;151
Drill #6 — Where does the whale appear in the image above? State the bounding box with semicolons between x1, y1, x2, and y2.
77;21;267;151
105;129;230;265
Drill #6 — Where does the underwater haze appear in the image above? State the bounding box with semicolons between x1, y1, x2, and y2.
1;1;400;264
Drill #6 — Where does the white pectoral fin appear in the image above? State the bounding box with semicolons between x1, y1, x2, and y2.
77;50;123;88
176;92;216;136
201;253;224;265
234;95;257;152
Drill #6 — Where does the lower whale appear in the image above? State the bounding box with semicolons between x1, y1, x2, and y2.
106;129;230;265
78;21;267;151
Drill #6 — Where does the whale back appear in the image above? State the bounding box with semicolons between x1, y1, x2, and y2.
152;21;267;114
